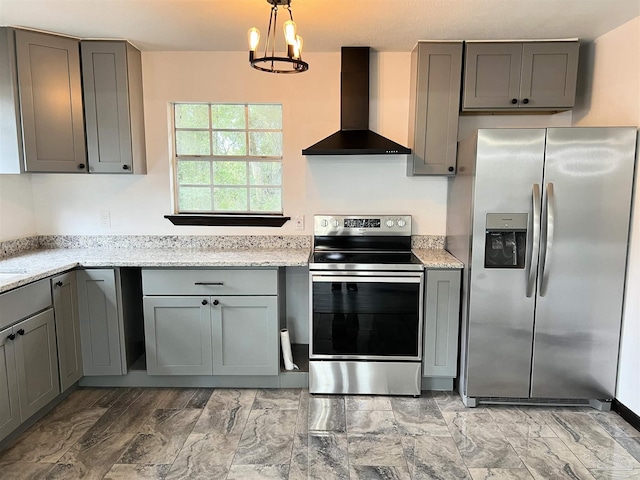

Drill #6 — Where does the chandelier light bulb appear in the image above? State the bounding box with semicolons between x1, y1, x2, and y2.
248;27;260;51
283;20;297;45
293;35;303;59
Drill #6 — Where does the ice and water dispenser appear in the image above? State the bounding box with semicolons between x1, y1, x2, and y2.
484;213;527;268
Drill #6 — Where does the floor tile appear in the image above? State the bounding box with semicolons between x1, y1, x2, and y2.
289;433;309;480
226;464;289;479
614;437;640;462
253;388;301;409
348;434;406;466
347;410;399;435
0;461;54;479
589;412;640;438
192;406;250;435
468;468;535;479
204;388;257;410
391;396;450;436
508;436;597;480
589;470;640;480
233;409;297;465
308;432;349;480
349;464;412;479
411;435;472;479
296;390;310;434
433;391;487;413
165;433;240;479
156;388;204;409
309;396;346;432
107;388;170;434
346;395;393;411
103;463;171;479
118;408;200;465
544;412;640;469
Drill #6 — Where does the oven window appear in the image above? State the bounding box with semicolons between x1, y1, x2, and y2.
311;279;420;357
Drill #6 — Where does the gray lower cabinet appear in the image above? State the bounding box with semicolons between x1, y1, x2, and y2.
13;309;60;421
0;325;20;441
81;40;146;174
462;41;579;111
212;296;278;376
144;297;213;375
76;269;124;376
51;272;83;391
407;42;462;176
423;270;461;377
14;29;87;172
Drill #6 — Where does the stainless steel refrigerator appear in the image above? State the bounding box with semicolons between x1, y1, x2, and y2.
447;127;637;408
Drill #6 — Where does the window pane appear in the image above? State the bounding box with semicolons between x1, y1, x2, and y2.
179;187;212;211
212;104;246;129
176;131;210;156
250;188;282;212
249;162;281;185
249;104;282;129
175;104;209;129
213;161;247;185
249;132;282;156
214;187;248;211
213;131;247;156
177;161;211;185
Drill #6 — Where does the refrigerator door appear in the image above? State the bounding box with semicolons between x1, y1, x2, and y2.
531;127;637;399
466;129;545;397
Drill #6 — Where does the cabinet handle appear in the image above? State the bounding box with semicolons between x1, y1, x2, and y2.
511;98;518;104
201;299;208;305
122;165;130;170
55;281;63;287
213;300;219;306
7;333;15;341
17;329;24;336
448;166;454;172
194;282;224;286
522;98;529;105
78;163;86;170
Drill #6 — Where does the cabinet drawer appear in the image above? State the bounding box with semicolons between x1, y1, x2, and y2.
0;279;52;331
142;269;278;296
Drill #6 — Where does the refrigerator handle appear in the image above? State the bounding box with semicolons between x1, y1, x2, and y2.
526;183;541;297
539;183;555;296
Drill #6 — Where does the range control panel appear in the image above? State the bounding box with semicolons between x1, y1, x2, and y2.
314;215;412;236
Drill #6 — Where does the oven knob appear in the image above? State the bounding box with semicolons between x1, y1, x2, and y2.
320;219;329;227
397;219;406;228
386;219;395;228
332;219;340;227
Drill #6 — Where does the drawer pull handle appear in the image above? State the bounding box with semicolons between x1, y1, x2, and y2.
213;300;220;306
55;281;63;287
17;329;25;336
201;299;208;305
7;333;15;341
194;282;224;286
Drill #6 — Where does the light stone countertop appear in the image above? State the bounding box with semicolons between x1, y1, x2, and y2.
0;246;462;294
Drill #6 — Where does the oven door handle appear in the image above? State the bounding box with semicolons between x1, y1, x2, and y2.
311;275;422;284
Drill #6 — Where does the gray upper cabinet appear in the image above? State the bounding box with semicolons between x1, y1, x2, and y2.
14;29;87;172
77;269;124;376
407;42;462;176
423;270;461;378
52;272;83;391
0;28;24;174
462;41;579;111
81;41;147;174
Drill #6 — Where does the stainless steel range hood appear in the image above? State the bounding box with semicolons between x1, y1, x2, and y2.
302;47;411;156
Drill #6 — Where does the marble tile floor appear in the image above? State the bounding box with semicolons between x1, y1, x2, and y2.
0;387;639;480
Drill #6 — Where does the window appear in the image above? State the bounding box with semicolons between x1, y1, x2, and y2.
173;103;283;214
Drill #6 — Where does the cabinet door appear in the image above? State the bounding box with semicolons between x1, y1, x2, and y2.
520;42;579;109
462;43;522;109
81;41;134;174
212;296;278;376
77;269;123;375
13;309;60;422
52;272;83;391
0;326;20;441
408;42;462;175
423;270;461;377
144;297;213;375
14;30;86;173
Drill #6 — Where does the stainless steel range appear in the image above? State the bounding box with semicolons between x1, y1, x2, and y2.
308;215;424;396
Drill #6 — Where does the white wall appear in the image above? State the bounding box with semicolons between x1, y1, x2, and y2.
0;175;35;241
574;16;640;415
19;51;448;237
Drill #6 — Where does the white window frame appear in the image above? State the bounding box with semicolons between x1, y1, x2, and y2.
172;102;283;215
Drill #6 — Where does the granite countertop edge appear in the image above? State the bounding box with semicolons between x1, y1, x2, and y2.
0;246;462;293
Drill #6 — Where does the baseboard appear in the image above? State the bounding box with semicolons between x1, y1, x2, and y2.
613;399;640;432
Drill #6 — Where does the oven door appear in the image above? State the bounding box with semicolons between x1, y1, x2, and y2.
310;271;424;361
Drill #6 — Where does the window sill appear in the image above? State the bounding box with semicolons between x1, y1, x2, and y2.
164;214;291;227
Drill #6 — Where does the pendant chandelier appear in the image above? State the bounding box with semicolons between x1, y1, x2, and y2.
248;0;309;74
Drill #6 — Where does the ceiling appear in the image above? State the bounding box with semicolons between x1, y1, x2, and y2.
1;0;638;52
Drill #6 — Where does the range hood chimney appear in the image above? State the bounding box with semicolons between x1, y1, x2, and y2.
302;47;411;156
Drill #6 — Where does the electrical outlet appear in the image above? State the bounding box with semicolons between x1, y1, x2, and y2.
294;215;304;231
100;211;111;228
